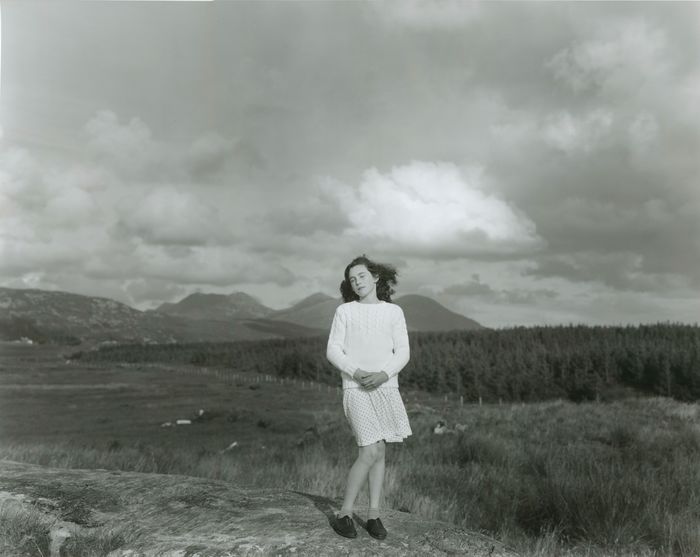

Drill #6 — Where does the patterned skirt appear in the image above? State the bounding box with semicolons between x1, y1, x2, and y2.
342;387;413;447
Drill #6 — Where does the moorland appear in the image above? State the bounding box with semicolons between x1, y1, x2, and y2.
1;327;699;556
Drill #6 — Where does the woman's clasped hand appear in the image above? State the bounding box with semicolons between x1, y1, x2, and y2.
353;369;389;390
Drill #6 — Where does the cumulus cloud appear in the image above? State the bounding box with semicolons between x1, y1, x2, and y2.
0;108;292;302
2;2;699;324
84;110;164;179
324;161;544;258
131;244;297;287
83;110;265;185
0;145;113;275
117;186;234;246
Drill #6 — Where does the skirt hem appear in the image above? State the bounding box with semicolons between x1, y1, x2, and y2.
357;432;413;447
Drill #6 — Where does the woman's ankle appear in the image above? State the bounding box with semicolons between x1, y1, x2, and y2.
338;507;353;519
367;507;380;520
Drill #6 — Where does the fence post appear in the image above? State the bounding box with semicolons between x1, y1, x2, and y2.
460;395;463;407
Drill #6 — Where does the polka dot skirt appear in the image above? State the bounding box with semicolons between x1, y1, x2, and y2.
342;388;413;447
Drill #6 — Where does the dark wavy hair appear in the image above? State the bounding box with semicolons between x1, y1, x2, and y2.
340;254;398;303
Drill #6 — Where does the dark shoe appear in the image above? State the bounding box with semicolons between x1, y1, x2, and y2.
366;517;387;540
331;514;357;538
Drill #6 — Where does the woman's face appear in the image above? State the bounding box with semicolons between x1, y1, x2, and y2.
348;264;378;299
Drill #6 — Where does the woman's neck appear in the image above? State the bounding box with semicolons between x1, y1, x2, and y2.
357;295;382;304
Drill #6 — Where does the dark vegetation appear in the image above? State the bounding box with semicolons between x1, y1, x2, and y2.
72;322;700;402
0;316;81;345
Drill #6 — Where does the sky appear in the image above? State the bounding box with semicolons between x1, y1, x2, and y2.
1;1;699;329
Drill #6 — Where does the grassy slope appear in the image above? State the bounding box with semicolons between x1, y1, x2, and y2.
1;343;699;557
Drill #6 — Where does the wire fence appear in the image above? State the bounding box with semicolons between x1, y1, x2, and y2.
167;365;345;396
160;364;479;409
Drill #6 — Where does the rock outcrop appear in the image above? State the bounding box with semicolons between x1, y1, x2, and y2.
0;459;517;556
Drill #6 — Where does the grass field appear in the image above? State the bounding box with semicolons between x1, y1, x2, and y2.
1;342;699;556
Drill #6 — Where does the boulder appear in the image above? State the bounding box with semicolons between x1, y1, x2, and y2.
0;460;518;556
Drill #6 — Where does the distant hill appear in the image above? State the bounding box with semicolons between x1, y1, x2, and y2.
395;294;483;332
267;292;485;332
0;287;157;344
155;292;273;320
268;293;341;330
0;287;484;345
0;288;319;345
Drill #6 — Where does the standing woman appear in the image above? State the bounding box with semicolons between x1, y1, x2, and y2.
326;254;413;540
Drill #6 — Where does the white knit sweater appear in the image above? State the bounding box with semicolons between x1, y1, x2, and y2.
326;300;410;390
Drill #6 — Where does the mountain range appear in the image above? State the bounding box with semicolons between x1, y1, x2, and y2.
0;287;484;345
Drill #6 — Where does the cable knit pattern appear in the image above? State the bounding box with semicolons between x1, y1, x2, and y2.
326;301;410;390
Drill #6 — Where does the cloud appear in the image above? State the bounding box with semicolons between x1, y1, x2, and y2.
0;109;295;300
131;244;297;287
186;133;267;181
542;109;614;155
370;0;482;29
443;274;495;297
324;161;544;258
547;19;671;95
83;111;266;185
2;3;699;323
84;110;164;179
524;251;694;293
627;112;659;156
123;278;188;307
263;186;351;237
187;133;236;179
117;186;234;246
442;273;558;305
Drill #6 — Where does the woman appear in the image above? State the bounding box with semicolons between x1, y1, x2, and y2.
326;254;413;540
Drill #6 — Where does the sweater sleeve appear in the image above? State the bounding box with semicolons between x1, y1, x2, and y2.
382;306;410;378
326;306;358;381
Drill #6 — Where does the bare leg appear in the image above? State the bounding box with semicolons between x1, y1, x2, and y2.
338;442;381;518
367;440;385;518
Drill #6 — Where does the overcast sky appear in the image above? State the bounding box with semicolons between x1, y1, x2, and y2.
1;1;699;328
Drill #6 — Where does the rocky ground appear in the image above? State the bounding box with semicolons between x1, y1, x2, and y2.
0;459;517;556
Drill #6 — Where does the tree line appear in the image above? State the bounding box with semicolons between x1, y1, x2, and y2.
72;322;700;402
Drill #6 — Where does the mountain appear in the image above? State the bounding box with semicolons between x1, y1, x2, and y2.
267;292;485;332
0;287;484;346
394;294;483;331
0;288;320;345
155;292;273;320
0;287;156;344
268;293;341;330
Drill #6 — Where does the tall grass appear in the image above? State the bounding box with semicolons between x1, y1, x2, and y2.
2;397;698;556
0;500;52;556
